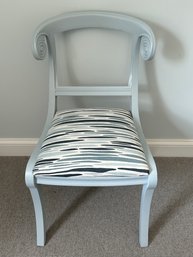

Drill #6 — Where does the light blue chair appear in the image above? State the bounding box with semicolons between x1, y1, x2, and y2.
25;11;157;247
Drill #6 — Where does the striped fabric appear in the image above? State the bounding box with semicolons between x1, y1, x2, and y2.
33;108;149;178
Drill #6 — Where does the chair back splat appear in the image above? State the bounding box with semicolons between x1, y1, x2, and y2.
25;11;157;248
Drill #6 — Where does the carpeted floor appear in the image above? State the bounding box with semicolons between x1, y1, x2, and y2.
0;157;193;257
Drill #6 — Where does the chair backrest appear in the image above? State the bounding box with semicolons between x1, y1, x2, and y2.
32;11;155;116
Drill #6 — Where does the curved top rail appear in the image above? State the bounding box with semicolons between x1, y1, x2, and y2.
32;11;155;61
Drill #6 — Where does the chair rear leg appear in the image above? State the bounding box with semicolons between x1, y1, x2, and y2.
139;184;155;247
29;186;46;246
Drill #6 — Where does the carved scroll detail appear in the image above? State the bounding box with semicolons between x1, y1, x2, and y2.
140;35;155;61
33;33;48;60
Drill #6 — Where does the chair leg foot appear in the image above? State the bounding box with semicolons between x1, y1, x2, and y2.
29;187;46;246
139;185;154;247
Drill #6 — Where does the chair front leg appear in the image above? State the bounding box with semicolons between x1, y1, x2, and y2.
139;184;155;247
29;186;46;246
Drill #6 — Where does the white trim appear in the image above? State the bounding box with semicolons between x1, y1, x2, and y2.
148;139;193;157
0;138;38;156
0;138;193;157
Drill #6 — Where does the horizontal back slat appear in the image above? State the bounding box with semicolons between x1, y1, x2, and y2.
55;85;132;96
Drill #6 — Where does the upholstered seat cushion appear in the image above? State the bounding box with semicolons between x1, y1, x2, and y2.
33;108;149;178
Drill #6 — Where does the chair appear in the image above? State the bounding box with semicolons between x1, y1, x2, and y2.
25;11;157;247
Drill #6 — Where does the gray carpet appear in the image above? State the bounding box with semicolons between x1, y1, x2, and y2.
0;157;193;257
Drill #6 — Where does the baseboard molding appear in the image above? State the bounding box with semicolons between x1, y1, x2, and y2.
147;139;193;157
0;138;193;157
0;138;38;157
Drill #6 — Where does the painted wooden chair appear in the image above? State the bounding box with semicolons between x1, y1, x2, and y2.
25;11;157;247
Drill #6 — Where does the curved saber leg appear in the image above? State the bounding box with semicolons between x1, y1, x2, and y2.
139;185;155;247
29;187;46;246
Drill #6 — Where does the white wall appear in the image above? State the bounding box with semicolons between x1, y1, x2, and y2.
0;0;193;140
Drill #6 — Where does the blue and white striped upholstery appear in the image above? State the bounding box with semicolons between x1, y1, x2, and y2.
33;108;149;178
